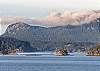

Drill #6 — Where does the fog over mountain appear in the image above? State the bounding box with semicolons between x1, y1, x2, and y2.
39;10;100;26
0;10;100;35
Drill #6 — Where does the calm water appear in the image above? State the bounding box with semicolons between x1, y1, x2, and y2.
0;55;100;71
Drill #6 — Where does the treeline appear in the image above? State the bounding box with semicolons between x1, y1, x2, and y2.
0;36;96;54
0;37;36;55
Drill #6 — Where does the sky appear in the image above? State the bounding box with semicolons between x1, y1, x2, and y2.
0;0;100;18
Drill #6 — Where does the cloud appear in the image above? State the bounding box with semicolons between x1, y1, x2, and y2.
0;0;99;9
0;10;3;14
39;10;100;26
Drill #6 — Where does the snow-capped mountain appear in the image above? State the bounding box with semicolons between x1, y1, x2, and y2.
1;10;100;26
0;16;41;35
0;10;100;35
39;10;100;26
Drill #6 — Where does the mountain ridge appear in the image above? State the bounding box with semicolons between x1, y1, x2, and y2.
1;18;100;51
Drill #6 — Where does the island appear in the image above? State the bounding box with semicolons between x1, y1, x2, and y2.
53;48;68;56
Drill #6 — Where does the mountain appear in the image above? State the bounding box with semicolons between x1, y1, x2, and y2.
0;36;36;54
1;10;100;52
2;18;99;51
2;22;50;51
